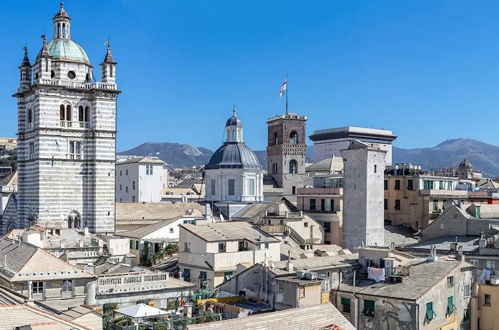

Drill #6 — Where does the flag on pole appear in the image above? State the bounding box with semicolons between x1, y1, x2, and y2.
279;80;287;99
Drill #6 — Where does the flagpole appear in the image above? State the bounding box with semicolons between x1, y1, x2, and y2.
285;73;288;115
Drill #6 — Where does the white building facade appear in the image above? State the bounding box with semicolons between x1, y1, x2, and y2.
204;111;264;204
14;3;118;233
310;126;396;165
116;158;167;202
341;141;386;250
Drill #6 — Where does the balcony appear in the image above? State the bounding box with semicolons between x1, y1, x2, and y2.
38;79;117;91
60;120;72;128
96;272;171;295
66;153;82;160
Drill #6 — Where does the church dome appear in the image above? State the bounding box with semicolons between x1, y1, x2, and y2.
48;39;90;64
226;114;243;127
205;143;262;170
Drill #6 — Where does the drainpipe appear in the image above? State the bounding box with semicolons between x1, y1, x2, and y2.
353;270;359;329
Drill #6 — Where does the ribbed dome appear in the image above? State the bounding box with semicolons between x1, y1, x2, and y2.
48;39;90;64
205;142;262;170
226;115;243;127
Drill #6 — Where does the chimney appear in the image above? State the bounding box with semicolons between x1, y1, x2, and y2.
83;227;90;237
390;242;395;250
458;246;464;261
286;250;294;272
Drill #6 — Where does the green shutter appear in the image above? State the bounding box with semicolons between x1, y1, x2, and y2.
447;296;456;315
426;302;435;321
341;297;351;305
363;300;375;317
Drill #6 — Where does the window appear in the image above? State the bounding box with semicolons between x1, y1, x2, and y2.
219;243;226;252
224;272;233;281
120;170;122;176
310;199;317;211
447;276;454;287
324;222;331;233
485;260;496;270
439;181;444;190
484;294;491;306
132;181;136;190
210;179;216;196
61;280;73;293
126;169;128;176
273;132;279;145
184;242;190;252
446;296;456;315
321;199;326;211
292;186;296;195
384;180;388;190
67;71;76;79
423;180;434;190
289;131;298;144
433;200;439;210
125;186;128;193
395;199;401;210
363;300;375;317
384;199;388;210
394;180;401;190
119;184;122;191
463;308;470;321
132;195;135;202
247;178;255;196
407;179;414;190
228;179;235;195
277;283;284;294
238;241;248;251
32;281;44;295
289;159;298;174
341;297;351;313
167;297;178;310
425;302;435;322
29;142;35;159
304;222;309;227
27;108;33;127
299;286;305;298
182;268;191;282
463;284;471;298
374;164;377;173
272;163;278;174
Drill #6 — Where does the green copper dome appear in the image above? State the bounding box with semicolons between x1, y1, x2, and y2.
47;39;90;64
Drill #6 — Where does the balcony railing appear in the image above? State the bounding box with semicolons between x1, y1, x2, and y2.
67;153;82;160
60;120;72;128
97;272;170;295
38;79;117;90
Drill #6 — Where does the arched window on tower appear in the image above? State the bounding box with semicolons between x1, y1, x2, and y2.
60;105;65;122
60;105;72;127
27;109;33;129
289;131;298;145
78;105;91;128
289;159;298;174
272;163;278;174
66;105;72;126
273;132;279;145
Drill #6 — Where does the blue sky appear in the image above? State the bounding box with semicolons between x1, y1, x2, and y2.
1;1;499;152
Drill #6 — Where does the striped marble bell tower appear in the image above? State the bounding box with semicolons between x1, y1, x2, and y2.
13;3;119;233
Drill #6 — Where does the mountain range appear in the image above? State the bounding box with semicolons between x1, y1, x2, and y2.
119;138;499;177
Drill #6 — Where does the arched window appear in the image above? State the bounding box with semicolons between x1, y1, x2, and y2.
27;109;32;123
60;105;65;120
84;106;90;122
78;106;84;122
66;105;72;122
289;159;298;174
289;131;298;145
273;132;279;145
272;163;278;174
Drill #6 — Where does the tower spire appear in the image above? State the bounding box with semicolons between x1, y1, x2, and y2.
20;46;31;67
53;2;71;39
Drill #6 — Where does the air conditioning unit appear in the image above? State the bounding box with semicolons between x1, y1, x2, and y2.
490;277;499;285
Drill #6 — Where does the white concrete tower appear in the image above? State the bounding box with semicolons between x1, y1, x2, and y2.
341;140;386;250
12;3;120;234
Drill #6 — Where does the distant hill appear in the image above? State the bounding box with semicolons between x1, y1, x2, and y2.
119;142;213;168
393;138;499;177
120;139;499;176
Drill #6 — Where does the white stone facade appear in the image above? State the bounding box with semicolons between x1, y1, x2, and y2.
14;4;118;233
116;158;167;203
341;141;386;250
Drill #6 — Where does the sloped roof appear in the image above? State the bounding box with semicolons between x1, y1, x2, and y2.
117;218;180;239
0;238;93;281
187;303;354;330
180;222;279;243
116;202;205;223
306;156;344;173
